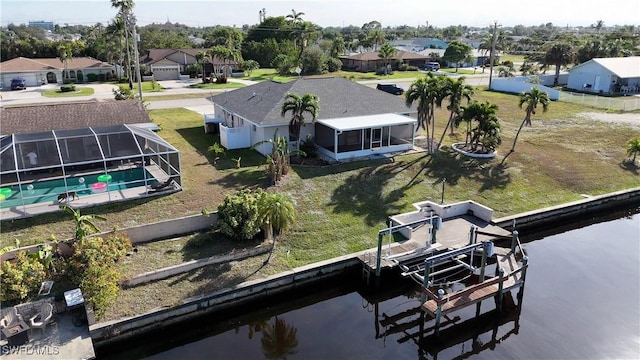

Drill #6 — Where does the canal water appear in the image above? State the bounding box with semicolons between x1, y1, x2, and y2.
99;209;640;359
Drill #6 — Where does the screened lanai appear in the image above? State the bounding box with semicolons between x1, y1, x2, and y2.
0;124;181;219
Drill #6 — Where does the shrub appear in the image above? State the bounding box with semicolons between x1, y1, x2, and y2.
326;58;343;72
113;85;133;100
300;135;318;158
376;67;394;76
217;189;265;241
398;63;409;71
63;232;132;319
87;73;97;82
60;84;76;92
0;251;47;303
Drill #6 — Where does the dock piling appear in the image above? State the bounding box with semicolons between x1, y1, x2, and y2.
496;267;504;312
434;289;444;336
511;230;519;253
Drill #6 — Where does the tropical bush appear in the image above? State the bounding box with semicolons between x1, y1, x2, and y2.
87;73;98;82
60;84;76;92
326;57;342;72
299;135;318;158
113;85;134;100
0;251;47;303
217;189;265;241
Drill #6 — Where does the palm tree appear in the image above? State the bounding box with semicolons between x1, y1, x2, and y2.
436;76;474;149
627;138;640;165
592;20;605;34
207;46;242;83
544;42;574;86
286;9;305;50
377;42;396;75
111;0;135;88
257;192;296;264
509;87;550;153
460;101;502;153
57;44;73;82
60;205;106;242
252;129;305;184
367;29;386;51
195;51;209;80
261;316;299;359
281;93;319;151
405;73;441;153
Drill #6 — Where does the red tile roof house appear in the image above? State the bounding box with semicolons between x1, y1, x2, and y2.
139;49;241;81
210;77;419;162
0;57;115;89
339;50;431;72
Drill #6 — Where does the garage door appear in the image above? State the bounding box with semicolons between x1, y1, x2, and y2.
152;67;179;81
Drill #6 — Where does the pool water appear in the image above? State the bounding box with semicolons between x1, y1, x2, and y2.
0;168;156;209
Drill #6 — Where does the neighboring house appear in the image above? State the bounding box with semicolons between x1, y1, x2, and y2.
339;50;430;72
139;48;240;80
209;77;418;161
390;38;448;51
417;48;495;68
0;57;115;88
566;56;640;94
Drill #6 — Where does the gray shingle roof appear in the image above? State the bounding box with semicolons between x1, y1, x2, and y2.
0;99;151;135
211;77;416;126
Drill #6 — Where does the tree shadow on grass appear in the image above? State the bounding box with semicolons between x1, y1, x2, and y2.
619;160;639;175
425;149;511;192
330;160;423;226
175;127;264;169
178;230;264;262
293;157;393;180
212;168;269;189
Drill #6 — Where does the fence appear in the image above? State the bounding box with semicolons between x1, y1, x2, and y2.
559;91;640;111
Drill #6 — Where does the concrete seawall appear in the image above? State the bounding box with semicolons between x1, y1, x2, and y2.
493;187;640;231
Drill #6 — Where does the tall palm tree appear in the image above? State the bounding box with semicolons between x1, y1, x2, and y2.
377;42;396;75
286;9;305;50
281;93;319;151
111;0;135;88
503;87;551;160
195;51;209;80
405;73;441;153
261;316;299;359
60;205;106;242
367;29;386;51
626;138;640;165
436;76;474;149
257;192;296;264
57;43;73;82
544;42;574;86
592;20;605;34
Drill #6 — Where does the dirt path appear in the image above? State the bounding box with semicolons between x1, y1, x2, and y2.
578;112;640;129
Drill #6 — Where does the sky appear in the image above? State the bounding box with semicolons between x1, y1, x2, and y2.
1;0;639;29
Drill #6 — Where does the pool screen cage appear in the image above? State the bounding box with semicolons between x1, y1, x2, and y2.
0;124;181;210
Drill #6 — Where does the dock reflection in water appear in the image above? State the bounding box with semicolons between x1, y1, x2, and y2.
98;211;639;360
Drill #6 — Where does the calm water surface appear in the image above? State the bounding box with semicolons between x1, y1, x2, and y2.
101;212;640;360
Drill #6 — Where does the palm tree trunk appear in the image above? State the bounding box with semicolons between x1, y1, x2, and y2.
436;112;455;152
510;114;530;153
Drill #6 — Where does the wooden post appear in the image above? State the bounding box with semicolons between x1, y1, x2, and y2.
511;230;519;253
496;267;504;312
434;289;444;336
421;260;431;303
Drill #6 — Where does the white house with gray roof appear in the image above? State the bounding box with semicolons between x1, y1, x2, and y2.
567;56;640;95
209;77;418;161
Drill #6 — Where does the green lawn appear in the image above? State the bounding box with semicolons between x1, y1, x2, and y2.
41;87;95;97
243;68;425;83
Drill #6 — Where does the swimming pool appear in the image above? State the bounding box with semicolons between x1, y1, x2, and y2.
0;168;157;209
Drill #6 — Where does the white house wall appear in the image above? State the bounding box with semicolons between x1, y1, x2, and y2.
567;62;614;93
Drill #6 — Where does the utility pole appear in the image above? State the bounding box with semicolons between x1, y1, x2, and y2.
488;20;499;90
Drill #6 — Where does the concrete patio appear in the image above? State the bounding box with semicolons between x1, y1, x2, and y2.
0;311;95;359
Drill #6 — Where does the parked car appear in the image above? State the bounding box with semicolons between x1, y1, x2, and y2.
420;62;441;72
376;83;404;95
11;78;26;90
